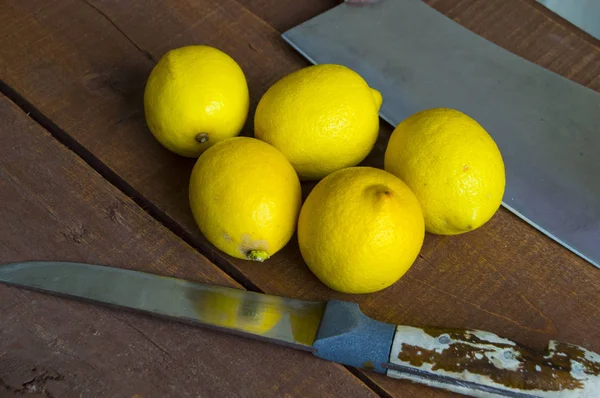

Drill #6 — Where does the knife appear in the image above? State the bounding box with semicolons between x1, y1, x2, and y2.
1;261;598;397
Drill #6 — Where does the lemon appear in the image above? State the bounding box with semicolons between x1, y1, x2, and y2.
384;108;505;235
254;64;382;180
144;45;249;157
195;291;282;334
189;137;301;261
297;167;424;294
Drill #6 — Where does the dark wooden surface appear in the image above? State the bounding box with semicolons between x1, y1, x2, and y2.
1;0;599;397
0;95;377;397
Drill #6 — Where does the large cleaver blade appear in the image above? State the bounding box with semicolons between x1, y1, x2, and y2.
282;0;600;269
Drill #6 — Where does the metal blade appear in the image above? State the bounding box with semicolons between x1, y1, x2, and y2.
282;0;600;269
0;261;325;350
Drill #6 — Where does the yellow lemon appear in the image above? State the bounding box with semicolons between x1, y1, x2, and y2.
189;137;301;261
144;45;249;157
384;108;505;235
254;64;382;180
195;290;282;334
297;167;424;294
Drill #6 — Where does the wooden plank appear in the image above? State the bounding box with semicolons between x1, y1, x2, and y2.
1;1;600;397
237;0;340;32
0;95;376;398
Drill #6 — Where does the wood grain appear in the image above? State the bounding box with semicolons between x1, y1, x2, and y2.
1;0;600;397
0;94;376;398
237;0;340;32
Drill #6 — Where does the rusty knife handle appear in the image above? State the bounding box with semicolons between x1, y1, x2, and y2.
385;325;600;397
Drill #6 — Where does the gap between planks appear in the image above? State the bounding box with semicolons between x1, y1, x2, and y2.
0;79;261;294
346;366;396;398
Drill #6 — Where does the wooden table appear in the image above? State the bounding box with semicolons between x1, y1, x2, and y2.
1;1;599;397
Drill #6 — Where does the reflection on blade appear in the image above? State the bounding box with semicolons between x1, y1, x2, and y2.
0;261;325;349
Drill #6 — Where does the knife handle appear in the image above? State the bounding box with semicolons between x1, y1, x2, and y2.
311;301;599;397
386;325;600;397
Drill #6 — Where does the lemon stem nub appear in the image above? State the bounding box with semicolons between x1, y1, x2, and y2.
195;133;209;144
247;250;269;262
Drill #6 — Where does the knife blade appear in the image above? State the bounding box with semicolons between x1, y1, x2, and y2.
1;261;599;397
